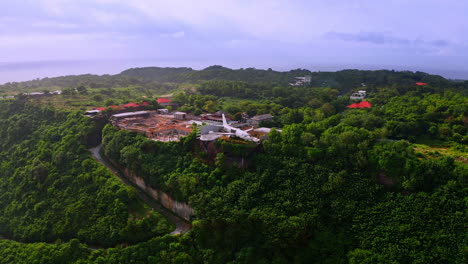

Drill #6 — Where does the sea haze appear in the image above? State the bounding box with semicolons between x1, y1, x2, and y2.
0;59;467;84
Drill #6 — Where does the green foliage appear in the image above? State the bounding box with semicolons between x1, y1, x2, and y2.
0;68;466;263
76;85;88;95
351;181;466;263
102;126;212;201
0;100;172;247
120;67;193;81
0;239;90;264
381;92;468;141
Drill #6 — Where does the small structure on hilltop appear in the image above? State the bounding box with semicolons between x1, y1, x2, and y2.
200;112;228;124
27;92;46;96
290;76;312;86
157;98;173;107
157;109;169;115
174;112;187;120
350;90;367;100
248;114;273;127
84;110;101;117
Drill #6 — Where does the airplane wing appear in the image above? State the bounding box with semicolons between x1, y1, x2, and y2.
208;131;234;135
245;127;255;132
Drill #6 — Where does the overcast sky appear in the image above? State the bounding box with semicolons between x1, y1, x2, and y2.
1;0;468;83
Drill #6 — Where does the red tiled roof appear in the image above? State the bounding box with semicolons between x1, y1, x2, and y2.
347;101;372;108
416;82;428;86
95;107;105;111
140;102;149;106
359;101;372;108
157;98;171;104
123;102;140;108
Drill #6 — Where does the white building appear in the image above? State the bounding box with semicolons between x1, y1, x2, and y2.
248;114;274;127
157;109;169;115
290;76;312;86
174;112;187;120
350;90;367;100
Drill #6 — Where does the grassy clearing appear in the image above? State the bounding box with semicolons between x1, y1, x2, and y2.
30;95;97;110
154;83;199;97
413;142;468;164
220;97;264;106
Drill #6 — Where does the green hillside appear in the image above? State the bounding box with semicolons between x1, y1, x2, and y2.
119;67;194;81
0;68;466;264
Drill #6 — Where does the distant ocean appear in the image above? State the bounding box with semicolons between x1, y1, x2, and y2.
0;59;466;84
0;59;190;84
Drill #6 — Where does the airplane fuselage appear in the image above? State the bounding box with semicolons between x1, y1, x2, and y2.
222;114;259;142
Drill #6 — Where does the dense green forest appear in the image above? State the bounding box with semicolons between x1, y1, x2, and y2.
0;100;173;248
0;68;466;263
3;65;466;96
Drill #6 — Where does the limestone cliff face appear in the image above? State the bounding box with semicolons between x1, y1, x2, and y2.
123;168;194;221
110;160;194;221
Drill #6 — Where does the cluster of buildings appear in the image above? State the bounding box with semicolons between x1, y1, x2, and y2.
290;76;312;86
110;111;194;142
100;106;275;143
86;92;278;143
0;90;62;100
348;90;372;108
25;91;62;96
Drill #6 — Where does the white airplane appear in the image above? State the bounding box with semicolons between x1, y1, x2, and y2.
221;114;259;142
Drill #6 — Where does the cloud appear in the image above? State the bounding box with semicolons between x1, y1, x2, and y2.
116;0;311;41
26;0;468;46
41;0;66;16
160;31;185;38
0;32;132;61
325;31;404;45
325;31;450;48
31;20;79;29
1;0;468;81
224;39;254;48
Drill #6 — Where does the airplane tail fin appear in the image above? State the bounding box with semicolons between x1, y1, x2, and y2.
222;114;228;126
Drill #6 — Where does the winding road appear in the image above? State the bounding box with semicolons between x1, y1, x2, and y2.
0;145;191;250
89;145;191;235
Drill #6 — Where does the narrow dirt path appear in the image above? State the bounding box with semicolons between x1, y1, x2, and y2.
89;145;191;235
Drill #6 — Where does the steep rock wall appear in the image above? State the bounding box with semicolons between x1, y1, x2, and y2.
110;160;194;221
